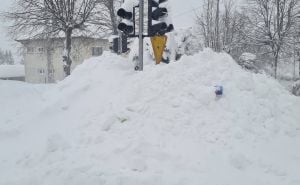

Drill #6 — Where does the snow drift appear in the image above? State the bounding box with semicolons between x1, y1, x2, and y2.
1;49;300;185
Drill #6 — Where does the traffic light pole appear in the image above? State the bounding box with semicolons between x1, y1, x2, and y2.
148;0;152;37
138;0;144;71
117;0;173;70
118;31;122;54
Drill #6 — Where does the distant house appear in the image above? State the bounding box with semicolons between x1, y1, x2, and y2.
0;65;25;81
17;37;109;83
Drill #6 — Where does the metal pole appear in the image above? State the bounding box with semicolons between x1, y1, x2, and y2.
138;0;144;71
294;37;297;80
118;32;122;54
133;7;136;36
117;0;125;54
148;0;152;37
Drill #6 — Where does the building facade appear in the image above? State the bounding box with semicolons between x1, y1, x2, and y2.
18;37;109;83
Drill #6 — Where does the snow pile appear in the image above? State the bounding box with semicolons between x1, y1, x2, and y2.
1;49;300;185
238;53;258;72
292;80;300;96
175;27;203;56
0;64;25;78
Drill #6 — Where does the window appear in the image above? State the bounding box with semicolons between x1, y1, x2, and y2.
38;68;45;75
49;69;55;74
38;47;44;53
27;47;35;53
91;47;103;56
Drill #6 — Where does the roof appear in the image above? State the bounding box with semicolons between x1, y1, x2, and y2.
16;36;109;44
15;29;112;44
0;65;25;78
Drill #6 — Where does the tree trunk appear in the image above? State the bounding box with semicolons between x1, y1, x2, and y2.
207;0;213;48
64;28;73;76
108;0;118;35
215;0;220;52
46;39;54;83
299;54;300;77
274;52;279;79
293;52;296;80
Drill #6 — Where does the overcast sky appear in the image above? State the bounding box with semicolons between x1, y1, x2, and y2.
171;0;203;28
0;1;14;52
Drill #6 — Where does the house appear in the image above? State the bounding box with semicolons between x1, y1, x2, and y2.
0;64;25;81
17;37;109;83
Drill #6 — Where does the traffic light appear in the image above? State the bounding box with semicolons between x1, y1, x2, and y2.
112;35;129;54
148;0;174;36
117;5;134;35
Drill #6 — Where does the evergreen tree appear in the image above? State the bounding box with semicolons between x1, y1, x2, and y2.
0;49;15;65
0;49;4;65
7;51;14;65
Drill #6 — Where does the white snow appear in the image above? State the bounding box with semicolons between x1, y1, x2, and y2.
239;53;256;61
0;49;300;185
0;64;25;78
293;80;300;96
122;0;139;11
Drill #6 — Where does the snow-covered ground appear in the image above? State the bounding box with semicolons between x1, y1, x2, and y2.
1;49;300;185
0;64;24;78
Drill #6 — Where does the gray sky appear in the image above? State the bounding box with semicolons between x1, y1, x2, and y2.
171;0;202;28
171;0;245;28
0;1;15;51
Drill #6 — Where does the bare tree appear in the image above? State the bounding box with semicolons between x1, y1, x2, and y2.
196;0;247;56
196;0;215;49
293;14;300;78
4;0;102;76
101;0;122;35
245;0;299;79
90;0;122;36
222;0;237;53
215;0;221;52
221;1;250;58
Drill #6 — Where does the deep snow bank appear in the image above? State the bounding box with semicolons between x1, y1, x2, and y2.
0;81;49;135
1;50;300;185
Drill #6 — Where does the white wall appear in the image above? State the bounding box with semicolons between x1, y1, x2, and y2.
22;38;109;84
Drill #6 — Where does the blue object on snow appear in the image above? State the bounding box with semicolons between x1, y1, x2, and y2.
215;85;223;96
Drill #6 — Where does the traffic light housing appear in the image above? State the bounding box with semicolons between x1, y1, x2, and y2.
117;5;134;35
148;0;174;36
112;35;129;54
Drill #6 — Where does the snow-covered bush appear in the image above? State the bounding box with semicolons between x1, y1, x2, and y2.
175;28;203;57
292;80;300;96
238;53;259;73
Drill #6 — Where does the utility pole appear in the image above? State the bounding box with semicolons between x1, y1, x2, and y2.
138;0;144;71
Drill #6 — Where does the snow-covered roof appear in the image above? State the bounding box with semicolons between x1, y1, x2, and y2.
16;35;109;44
15;29;112;43
0;65;25;78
